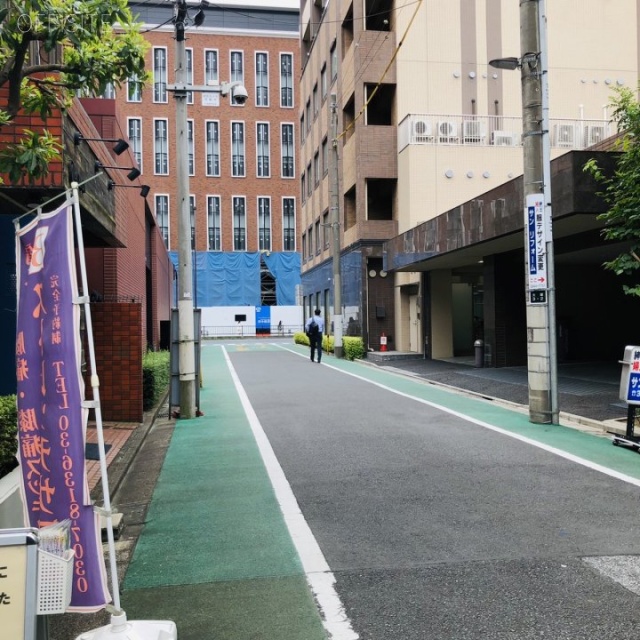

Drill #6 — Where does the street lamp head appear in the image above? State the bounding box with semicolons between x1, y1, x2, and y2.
489;56;520;71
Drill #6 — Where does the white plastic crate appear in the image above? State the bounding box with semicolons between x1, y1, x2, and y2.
37;548;75;614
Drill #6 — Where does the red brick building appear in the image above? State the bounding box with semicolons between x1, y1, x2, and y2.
115;1;301;302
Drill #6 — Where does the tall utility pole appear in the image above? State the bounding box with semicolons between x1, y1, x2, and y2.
329;93;343;358
520;0;557;423
174;0;196;419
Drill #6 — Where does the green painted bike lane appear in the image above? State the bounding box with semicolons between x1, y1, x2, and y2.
120;344;328;640
290;345;640;484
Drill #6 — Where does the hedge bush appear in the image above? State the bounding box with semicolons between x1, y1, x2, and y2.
0;395;18;477
293;333;365;361
143;350;170;411
343;337;366;361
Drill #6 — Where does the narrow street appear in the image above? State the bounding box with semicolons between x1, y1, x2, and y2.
114;341;640;640
230;342;640;639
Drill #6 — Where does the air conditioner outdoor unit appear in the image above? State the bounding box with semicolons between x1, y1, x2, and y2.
437;120;458;142
463;120;484;143
412;118;432;142
585;124;607;146
492;130;515;146
555;123;575;147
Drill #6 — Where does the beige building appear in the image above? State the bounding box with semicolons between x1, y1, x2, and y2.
300;0;640;363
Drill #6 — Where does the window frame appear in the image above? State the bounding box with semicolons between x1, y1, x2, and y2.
231;121;246;177
255;51;269;107
207;195;222;251
258;196;272;251
155;194;170;248
127;117;143;173
282;197;296;251
279;52;294;108
232;195;247;251
153;118;169;175
256;122;270;178
281;123;295;178
153;47;168;103
205;120;220;177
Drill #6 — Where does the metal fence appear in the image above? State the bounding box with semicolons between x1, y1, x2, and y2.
201;324;303;338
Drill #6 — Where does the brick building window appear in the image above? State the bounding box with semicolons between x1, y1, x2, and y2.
283;198;295;251
153;47;167;103
231;122;245;177
233;196;246;251
280;53;293;107
257;123;270;178
231;50;244;84
207;196;221;251
314;151;320;187
258;197;271;251
205;49;218;85
127;74;142;102
205;121;220;176
128;118;142;172
255;52;269;107
155;195;169;248
281;124;294;178
154;119;168;174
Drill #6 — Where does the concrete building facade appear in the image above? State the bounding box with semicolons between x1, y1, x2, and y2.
300;0;640;363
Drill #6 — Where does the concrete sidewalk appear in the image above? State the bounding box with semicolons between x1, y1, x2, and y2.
51;345;635;639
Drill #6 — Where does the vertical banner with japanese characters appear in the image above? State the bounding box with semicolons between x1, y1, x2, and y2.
15;203;110;612
526;193;547;291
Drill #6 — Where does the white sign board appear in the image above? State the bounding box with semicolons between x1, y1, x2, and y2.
526;193;547;291
202;93;220;107
0;529;38;640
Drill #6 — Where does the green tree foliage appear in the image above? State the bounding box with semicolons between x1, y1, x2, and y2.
0;0;148;182
584;86;640;297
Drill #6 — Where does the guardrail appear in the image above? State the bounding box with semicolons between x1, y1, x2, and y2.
201;324;303;338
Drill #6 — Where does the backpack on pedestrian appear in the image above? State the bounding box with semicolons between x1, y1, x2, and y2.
307;318;319;339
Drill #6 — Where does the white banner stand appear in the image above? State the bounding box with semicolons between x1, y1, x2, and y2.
67;181;177;640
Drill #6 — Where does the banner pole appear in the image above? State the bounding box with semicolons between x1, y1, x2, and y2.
69;182;121;613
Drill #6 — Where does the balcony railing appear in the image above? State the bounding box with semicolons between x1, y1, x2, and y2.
399;114;614;151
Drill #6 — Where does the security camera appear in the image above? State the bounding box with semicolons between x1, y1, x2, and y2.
231;84;248;105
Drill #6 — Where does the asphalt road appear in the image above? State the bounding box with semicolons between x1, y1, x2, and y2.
228;345;640;639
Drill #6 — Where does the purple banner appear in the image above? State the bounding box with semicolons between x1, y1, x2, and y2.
15;203;110;612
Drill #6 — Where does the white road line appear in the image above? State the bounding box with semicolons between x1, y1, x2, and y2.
222;346;359;640
278;345;640;490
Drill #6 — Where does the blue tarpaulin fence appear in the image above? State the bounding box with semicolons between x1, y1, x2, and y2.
169;251;301;306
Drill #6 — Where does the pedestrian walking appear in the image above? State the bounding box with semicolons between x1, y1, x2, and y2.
305;309;325;363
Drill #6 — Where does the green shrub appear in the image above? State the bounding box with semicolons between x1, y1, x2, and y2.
0;395;18;477
293;331;309;346
343;337;365;361
142;350;170;411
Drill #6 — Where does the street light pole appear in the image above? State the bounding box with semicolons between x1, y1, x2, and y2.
174;0;197;419
329;93;343;358
520;0;557;423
